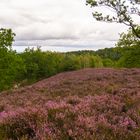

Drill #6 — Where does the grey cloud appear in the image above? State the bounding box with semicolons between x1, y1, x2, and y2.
0;0;130;52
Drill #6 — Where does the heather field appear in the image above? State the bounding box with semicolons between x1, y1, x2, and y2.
0;68;140;140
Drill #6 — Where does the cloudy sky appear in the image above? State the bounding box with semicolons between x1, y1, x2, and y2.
0;0;137;52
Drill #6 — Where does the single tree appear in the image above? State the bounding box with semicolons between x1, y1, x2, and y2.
116;26;140;67
0;28;25;91
116;25;140;47
0;28;15;50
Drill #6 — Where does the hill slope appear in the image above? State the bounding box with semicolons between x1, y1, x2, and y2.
0;68;140;140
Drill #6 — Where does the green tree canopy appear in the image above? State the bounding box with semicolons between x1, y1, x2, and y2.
116;26;140;67
86;0;140;38
0;28;15;50
0;28;25;91
116;25;140;47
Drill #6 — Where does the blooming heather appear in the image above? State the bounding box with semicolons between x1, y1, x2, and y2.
0;68;140;139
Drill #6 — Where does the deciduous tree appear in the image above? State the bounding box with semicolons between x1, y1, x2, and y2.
86;0;140;38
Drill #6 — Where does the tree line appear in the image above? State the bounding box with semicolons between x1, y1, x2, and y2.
0;26;140;91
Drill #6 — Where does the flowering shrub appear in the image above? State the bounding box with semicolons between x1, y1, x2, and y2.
0;107;47;139
0;68;140;139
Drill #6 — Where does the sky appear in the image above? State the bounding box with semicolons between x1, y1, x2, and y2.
0;0;138;52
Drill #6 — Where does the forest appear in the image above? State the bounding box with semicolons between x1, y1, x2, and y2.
0;26;140;91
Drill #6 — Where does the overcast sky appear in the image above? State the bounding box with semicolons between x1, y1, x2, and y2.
0;0;137;52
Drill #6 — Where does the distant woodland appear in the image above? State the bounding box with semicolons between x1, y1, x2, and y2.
0;26;140;91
